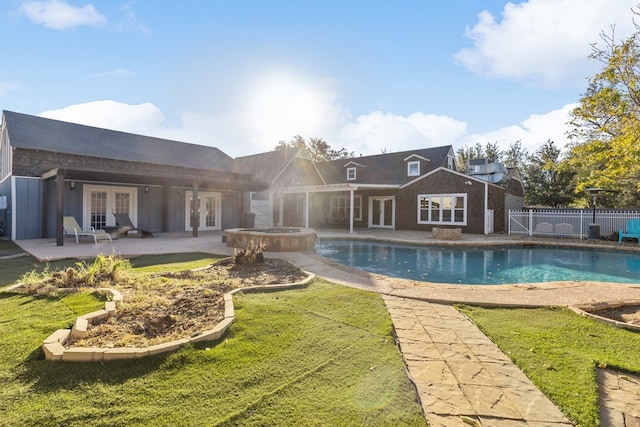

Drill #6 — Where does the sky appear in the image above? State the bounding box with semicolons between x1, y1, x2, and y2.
0;0;638;159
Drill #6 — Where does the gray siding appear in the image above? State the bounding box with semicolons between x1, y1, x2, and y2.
14;177;42;240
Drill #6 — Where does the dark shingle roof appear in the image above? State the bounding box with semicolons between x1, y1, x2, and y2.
3;110;233;171
316;146;454;185
232;147;305;184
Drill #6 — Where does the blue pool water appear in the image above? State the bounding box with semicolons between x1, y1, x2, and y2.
315;240;640;285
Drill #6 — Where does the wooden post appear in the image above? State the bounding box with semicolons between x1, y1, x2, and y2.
56;169;65;246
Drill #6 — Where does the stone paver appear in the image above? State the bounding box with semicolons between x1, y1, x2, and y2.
383;296;572;426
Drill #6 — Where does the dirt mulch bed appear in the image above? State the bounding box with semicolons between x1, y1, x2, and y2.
594;305;640;326
70;259;308;348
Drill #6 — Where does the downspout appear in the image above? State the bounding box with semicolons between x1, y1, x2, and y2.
484;181;489;235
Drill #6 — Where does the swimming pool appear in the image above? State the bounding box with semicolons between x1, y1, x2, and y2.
315;240;640;285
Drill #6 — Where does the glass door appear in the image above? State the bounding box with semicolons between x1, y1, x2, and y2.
84;185;137;230
368;196;395;229
186;191;221;231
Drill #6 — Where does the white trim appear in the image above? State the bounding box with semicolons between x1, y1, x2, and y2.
330;194;362;222
417;193;467;226
407;160;420;176
185;191;222;231
83;185;138;229
344;161;365;168
368;196;395;229
346;167;356;181
403;154;429;162
10;175;16;240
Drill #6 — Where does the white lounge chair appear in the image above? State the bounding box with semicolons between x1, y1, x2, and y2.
63;216;112;244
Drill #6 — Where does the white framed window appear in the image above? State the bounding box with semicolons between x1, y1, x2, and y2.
407;161;420;176
447;155;454;170
330;195;362;221
417;194;466;225
346;167;356;181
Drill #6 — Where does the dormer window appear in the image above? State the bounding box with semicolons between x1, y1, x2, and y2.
407;161;420;177
347;167;356;181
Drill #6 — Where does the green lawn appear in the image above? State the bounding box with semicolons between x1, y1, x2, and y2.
0;251;426;426
458;305;640;427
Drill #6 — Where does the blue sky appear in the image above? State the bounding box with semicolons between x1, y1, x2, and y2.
0;0;637;158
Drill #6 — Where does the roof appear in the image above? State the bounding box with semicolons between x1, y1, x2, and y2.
3;110;233;171
232;147;324;187
316;146;454;185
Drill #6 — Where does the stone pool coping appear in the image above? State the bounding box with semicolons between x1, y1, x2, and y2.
9;267;316;362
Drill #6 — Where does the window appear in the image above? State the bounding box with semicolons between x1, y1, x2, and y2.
0;128;11;181
417;194;466;225
447;155;454;170
347;167;356;181
407;161;420;176
330;195;362;221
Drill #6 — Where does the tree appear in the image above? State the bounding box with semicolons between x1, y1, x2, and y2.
566;14;640;207
274;135;353;162
523;140;576;207
502;140;528;170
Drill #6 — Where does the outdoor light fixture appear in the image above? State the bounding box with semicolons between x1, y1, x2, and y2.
144;186;149;193
585;187;604;239
586;187;603;223
69;181;76;190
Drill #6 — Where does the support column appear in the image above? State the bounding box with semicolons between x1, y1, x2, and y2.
191;183;199;237
305;192;310;228
56;169;65;246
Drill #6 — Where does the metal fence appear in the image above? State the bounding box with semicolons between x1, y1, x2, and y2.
508;209;640;239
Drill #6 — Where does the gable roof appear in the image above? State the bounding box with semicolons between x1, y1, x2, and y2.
316;146;454;186
232;147;324;186
3;110;233;171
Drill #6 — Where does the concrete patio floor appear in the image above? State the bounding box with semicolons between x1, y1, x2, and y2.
12;228;640;426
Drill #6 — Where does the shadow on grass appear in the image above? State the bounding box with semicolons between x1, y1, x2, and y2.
17;347;173;392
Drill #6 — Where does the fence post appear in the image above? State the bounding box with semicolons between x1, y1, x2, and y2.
528;209;533;236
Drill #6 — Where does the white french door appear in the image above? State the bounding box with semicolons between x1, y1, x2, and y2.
368;196;395;229
185;191;221;231
83;185;137;230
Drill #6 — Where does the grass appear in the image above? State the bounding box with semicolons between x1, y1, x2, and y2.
458;305;640;427
0;253;425;426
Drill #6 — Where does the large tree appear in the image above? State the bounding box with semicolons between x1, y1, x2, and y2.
274;135;353;162
566;14;640;207
523;140;576;207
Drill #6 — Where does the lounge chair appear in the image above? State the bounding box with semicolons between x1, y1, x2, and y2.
619;218;640;245
63;216;113;244
113;213;153;238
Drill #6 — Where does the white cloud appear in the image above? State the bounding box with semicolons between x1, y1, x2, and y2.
94;68;134;78
339;112;467;155
39;100;165;135
455;0;638;86
0;81;19;97
116;3;151;34
458;103;577;154
19;0;106;30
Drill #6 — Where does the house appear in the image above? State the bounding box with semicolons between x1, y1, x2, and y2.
0;111;265;244
232;146;325;228
234;145;525;234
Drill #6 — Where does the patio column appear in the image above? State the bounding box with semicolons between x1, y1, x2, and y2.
56;169;65;246
192;183;199;237
305;192;309;228
349;188;354;234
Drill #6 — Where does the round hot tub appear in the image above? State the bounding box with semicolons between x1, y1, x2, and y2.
224;227;317;252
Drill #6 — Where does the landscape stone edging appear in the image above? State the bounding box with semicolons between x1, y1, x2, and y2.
41;271;316;362
568;300;640;332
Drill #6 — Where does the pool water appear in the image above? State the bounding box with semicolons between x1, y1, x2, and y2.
315;240;640;285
